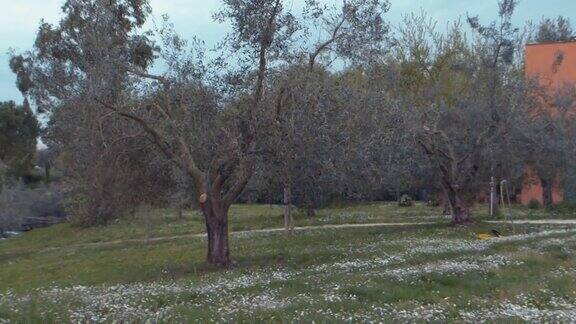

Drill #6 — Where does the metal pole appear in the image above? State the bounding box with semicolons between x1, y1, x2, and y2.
490;176;495;217
500;180;515;234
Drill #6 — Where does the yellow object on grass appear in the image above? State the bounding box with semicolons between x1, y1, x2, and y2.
477;229;502;240
477;233;496;240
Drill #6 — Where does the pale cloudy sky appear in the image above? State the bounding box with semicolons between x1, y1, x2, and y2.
1;0;575;102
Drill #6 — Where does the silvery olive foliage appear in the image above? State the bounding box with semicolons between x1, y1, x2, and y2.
9;0;576;263
12;0;394;264
390;1;538;224
532;16;574;43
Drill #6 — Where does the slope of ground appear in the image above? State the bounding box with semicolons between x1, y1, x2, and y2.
0;202;565;254
0;203;575;322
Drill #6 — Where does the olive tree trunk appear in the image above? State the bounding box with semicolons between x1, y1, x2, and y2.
201;197;231;266
444;184;474;226
283;185;293;233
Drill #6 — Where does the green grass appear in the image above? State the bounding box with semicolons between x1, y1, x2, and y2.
1;201;569;256
0;203;575;322
0;202;447;254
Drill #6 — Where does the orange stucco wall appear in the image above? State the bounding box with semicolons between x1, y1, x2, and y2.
525;42;576;89
519;167;563;206
519;41;576;205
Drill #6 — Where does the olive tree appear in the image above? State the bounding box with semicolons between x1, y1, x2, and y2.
533;16;574;43
262;0;391;227
513;84;576;206
12;0;325;266
391;1;530;225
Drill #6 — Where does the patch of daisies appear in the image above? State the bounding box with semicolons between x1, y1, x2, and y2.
1;228;575;322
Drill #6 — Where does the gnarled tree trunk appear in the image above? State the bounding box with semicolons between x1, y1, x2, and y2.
201;196;231;267
306;205;316;218
451;204;473;225
417;130;481;227
442;182;474;226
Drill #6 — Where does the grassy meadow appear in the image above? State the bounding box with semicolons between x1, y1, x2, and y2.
0;203;575;322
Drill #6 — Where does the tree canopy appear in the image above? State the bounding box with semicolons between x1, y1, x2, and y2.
0;101;40;181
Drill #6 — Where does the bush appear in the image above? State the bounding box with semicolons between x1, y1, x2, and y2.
426;198;440;207
64;168;138;227
527;199;541;210
547;200;576;213
398;194;414;207
63;149;175;227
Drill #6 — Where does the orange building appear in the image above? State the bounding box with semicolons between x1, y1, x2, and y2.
518;41;576;205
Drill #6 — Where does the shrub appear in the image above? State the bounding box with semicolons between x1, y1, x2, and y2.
48;108;176;227
398;194;414;207
63;149;175;227
64;168;139;227
426;198;440;207
547;200;576;213
527;199;540;210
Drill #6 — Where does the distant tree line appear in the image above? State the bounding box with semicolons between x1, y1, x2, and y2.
0;100;39;183
0;101;67;234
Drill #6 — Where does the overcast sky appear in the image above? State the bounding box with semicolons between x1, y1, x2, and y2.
1;0;575;102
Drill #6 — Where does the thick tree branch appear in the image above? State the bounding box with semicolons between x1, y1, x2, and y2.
458;124;496;165
308;14;347;70
94;98;204;180
128;67;169;86
254;0;281;105
223;169;252;207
